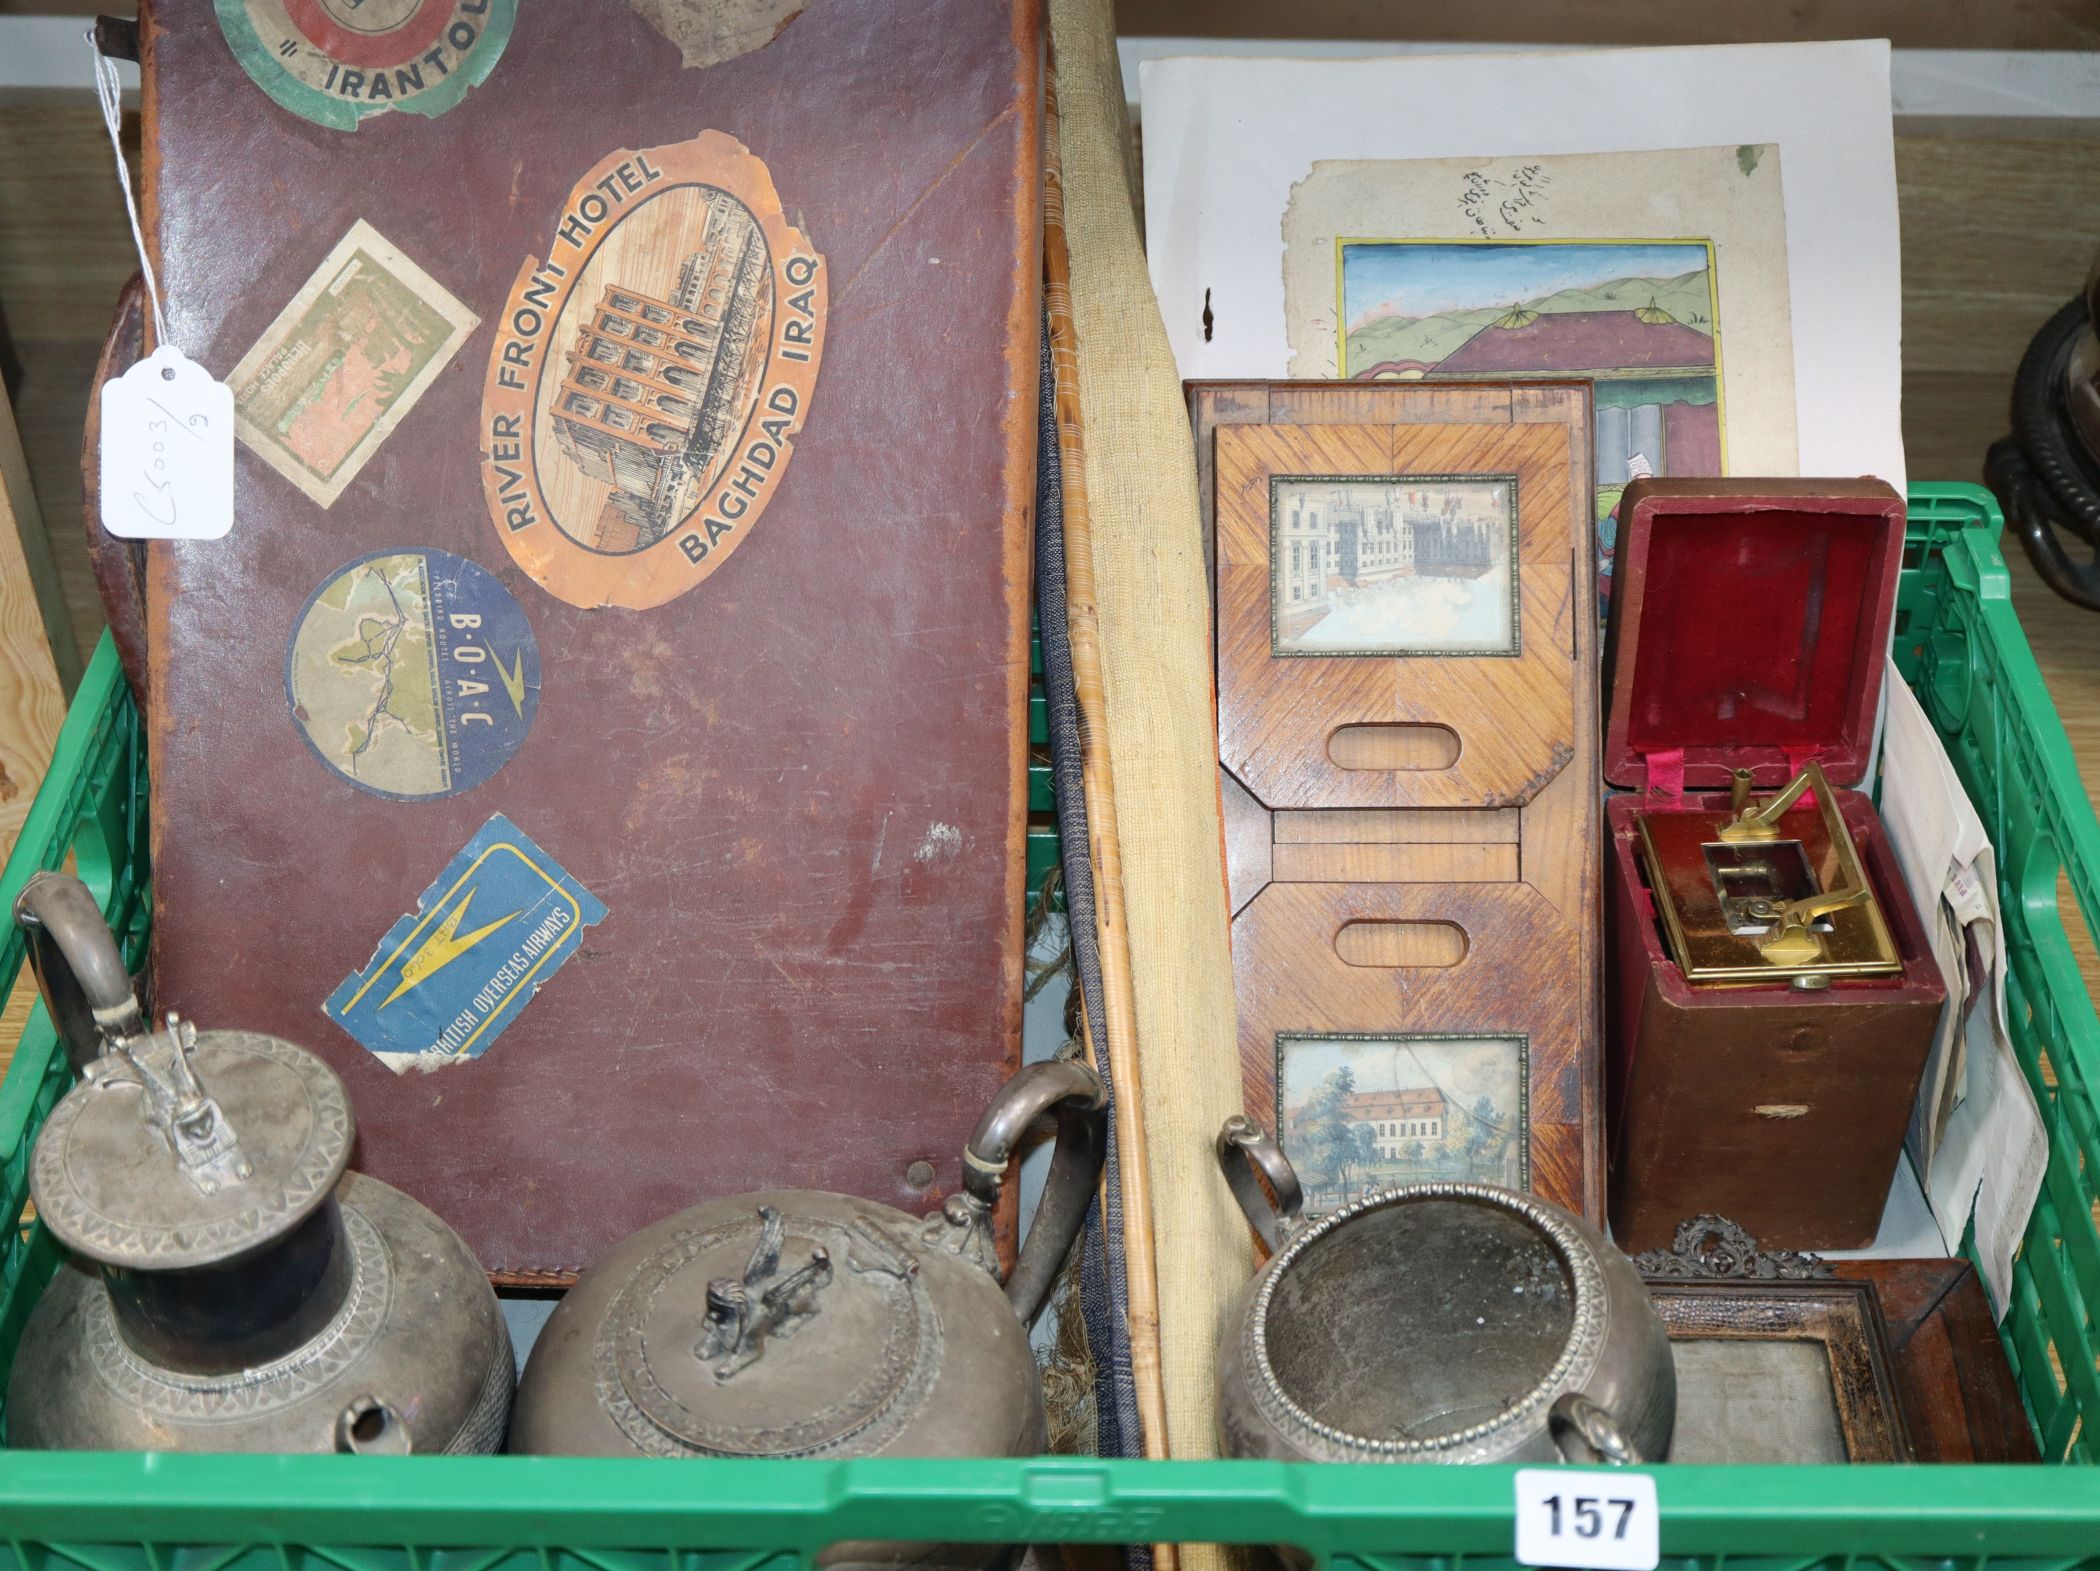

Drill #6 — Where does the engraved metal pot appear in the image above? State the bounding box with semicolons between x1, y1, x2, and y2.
1214;1116;1674;1466
510;1058;1104;1567
512;1058;1104;1459
5;873;513;1455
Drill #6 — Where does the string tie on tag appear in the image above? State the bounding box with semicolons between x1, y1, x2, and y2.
90;32;172;351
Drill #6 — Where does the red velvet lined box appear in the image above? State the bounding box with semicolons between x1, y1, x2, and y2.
1603;479;1945;1251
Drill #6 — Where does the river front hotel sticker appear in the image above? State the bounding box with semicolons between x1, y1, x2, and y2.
217;0;515;130
229;219;479;508
481;133;827;611
286;548;540;800
326;813;606;1072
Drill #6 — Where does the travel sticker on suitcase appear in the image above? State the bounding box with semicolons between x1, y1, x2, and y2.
479;133;827;611
324;812;606;1072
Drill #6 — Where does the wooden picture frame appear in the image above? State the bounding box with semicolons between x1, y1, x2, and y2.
1647;1280;1911;1463
1215;415;1581;812
1196;381;1602;1223
1833;1259;2040;1463
1633;1217;2037;1464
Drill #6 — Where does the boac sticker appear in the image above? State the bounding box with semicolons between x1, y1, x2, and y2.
285;548;539;801
325;813;607;1073
480;132;827;611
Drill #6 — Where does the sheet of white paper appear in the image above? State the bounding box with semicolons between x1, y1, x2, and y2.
1879;661;2046;1315
1139;40;1905;494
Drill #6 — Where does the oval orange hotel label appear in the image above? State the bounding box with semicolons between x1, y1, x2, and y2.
481;133;825;610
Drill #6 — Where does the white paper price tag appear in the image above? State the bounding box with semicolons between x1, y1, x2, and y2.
99;345;234;540
1513;1469;1659;1571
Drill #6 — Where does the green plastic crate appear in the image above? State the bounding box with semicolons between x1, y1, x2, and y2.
4;483;2100;1566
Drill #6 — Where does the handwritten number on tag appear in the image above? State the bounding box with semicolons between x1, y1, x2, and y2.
100;345;235;541
136;401;189;523
1514;1470;1658;1571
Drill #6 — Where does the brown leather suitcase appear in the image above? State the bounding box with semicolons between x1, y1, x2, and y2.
1602;479;1945;1251
128;0;1040;1279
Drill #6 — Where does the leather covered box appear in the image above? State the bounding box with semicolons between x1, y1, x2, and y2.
1604;478;1945;1251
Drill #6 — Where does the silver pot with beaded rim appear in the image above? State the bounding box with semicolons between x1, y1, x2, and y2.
5;873;513;1455
1214;1115;1674;1466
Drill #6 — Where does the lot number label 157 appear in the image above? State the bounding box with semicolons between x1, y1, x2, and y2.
1513;1469;1659;1571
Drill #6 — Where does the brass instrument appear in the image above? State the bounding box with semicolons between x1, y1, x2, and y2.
1638;760;1900;985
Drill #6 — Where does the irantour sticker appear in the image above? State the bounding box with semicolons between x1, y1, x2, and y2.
216;0;515;130
325;813;607;1072
286;548;539;800
480;132;826;610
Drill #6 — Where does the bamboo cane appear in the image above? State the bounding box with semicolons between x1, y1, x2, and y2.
1042;59;1171;1476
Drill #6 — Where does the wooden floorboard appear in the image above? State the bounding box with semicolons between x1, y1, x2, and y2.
0;95;140;679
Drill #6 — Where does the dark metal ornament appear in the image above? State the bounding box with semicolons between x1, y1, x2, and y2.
1987;248;2100;608
5;873;513;1455
1631;1213;1834;1281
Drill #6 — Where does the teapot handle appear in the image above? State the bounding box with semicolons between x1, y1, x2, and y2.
1548;1392;1643;1465
962;1058;1107;1329
13;871;146;1074
1216;1114;1304;1252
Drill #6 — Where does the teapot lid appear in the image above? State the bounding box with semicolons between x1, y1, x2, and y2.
599;1200;941;1458
31;1019;353;1272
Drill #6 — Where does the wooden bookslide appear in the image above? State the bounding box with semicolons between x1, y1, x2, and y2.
1196;381;1603;1222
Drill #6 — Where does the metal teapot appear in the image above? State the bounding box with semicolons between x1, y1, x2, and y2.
1214;1116;1674;1465
5;873;513;1454
510;1058;1105;1474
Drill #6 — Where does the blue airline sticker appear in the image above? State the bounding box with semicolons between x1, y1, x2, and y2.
324;813;606;1072
286;548;540;801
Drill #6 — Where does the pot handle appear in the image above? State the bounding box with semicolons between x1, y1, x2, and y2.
1216;1115;1304;1252
963;1058;1107;1329
13;871;146;1074
1548;1392;1642;1465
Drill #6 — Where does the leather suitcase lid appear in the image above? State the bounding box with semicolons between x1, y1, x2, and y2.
1601;477;1906;793
137;0;1039;1277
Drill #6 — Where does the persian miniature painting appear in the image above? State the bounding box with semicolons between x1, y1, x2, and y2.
1282;146;1797;609
1270;475;1517;657
1339;241;1721;529
1277;1033;1527;1212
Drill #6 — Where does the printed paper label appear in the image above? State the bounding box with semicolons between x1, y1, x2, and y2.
229;219;479;508
286;548;540;800
216;0;515;130
324;812;606;1072
480;132;826;610
1513;1469;1659;1571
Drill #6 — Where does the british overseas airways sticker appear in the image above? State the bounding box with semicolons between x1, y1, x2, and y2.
324;813;606;1072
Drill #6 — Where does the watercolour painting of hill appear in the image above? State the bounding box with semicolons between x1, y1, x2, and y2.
1343;250;1716;376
